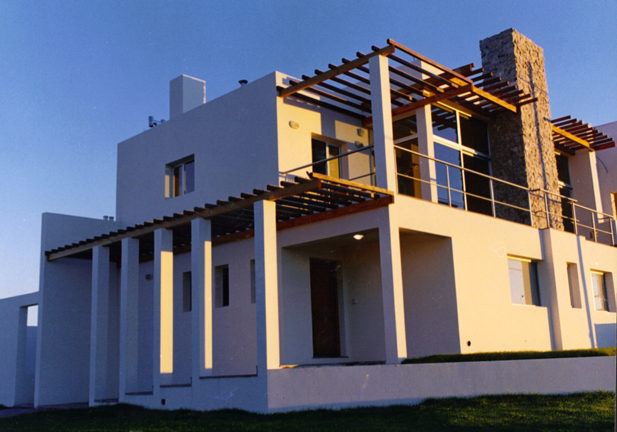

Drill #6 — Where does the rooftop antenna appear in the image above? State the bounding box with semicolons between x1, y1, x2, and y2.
149;116;166;128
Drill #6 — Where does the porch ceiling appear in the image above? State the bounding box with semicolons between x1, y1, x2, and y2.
277;39;537;125
550;116;616;153
45;174;393;263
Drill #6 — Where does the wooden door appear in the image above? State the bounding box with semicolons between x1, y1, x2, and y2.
310;259;341;357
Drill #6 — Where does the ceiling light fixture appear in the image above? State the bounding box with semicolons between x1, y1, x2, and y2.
353;234;364;240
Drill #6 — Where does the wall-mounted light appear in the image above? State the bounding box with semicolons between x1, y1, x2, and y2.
289;121;299;129
355;141;365;148
357;128;365;137
353;234;364;240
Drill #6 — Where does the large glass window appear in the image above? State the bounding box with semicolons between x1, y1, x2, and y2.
460;115;490;155
556;152;574;232
508;257;541;306
312;138;340;178
432;105;491;214
393;106;492;213
395;138;421;198
435;143;464;209
431;105;458;143
394;115;421;198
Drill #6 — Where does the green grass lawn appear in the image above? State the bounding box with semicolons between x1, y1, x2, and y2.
402;347;616;364
0;392;613;432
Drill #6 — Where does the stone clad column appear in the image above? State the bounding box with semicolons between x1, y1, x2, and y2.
119;238;139;400
90;246;110;404
254;200;280;373
480;29;562;229
369;55;397;191
153;228;174;390
191;218;213;380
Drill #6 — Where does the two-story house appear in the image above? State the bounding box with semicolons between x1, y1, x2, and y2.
0;28;615;413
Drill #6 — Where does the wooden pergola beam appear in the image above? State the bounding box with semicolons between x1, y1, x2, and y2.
47;179;323;261
387;39;473;85
362;84;473;127
278;44;395;98
551;124;591;150
470;86;517;113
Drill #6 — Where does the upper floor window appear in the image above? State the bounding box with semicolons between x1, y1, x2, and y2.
166;155;194;198
312;138;340;178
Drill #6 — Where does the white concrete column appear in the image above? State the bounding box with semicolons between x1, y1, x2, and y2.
416;104;438;202
570;149;603;213
255;200;280;373
153;228;174;389
119;238;139;399
369;55;397;191
379;210;408;363
89;246;110;404
191;218;213;380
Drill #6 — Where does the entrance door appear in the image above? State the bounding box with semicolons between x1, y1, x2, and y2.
310;259;341;357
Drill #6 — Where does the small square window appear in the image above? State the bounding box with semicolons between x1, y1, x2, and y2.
182;272;192;312
591;271;609;311
215;265;229;308
567;263;581;308
508;257;541;306
166;156;194;198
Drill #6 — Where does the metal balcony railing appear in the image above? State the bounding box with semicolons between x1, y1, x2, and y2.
281;145;616;247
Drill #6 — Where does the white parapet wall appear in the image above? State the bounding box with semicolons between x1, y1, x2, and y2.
266;356;616;412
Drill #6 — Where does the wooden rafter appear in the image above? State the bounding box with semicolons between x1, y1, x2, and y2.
46;176;393;262
278;44;395;98
277;39;531;128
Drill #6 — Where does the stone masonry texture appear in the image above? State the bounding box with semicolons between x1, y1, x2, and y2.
480;29;563;230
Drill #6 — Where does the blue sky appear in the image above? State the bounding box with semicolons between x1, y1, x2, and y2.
1;0;616;300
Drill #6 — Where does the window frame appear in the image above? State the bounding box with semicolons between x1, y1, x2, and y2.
215;265;230;308
508;256;541;306
166;155;195;198
567;263;581;308
591;270;610;311
311;136;344;179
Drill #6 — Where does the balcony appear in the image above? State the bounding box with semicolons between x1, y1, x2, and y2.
282;145;616;247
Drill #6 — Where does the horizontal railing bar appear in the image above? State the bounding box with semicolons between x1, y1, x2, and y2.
395;173;531;214
281;145;374;175
394;145;530;192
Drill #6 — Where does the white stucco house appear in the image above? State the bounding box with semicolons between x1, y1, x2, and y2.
1;29;615;412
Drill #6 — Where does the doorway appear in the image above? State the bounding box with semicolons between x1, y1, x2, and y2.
310;259;341;357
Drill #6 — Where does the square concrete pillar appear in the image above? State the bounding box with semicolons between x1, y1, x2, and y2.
119;238;139;399
191;218;213;380
369;55;397;191
416;104;438;202
89;246;110;404
153;228;174;389
254;200;280;372
379;211;408;363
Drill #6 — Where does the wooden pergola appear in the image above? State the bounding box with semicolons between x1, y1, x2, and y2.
45;174;393;263
551;116;616;154
278;39;537;125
